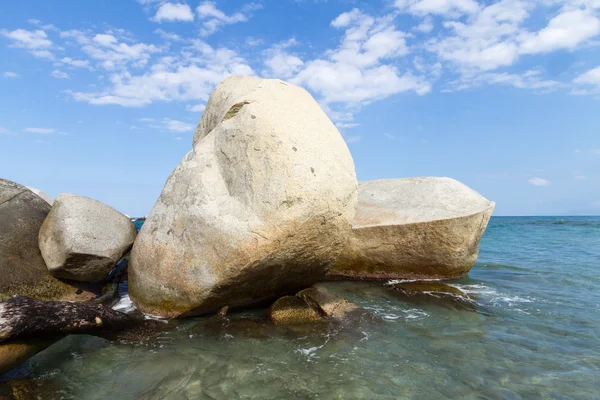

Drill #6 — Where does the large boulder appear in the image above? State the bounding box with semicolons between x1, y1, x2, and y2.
328;177;494;281
39;194;137;282
0;179;96;301
129;76;358;318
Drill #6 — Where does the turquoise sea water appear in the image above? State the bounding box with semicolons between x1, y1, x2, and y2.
5;216;600;399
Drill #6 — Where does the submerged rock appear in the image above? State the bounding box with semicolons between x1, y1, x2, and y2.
130;76;358;318
328;177;495;281
268;296;324;325
388;281;485;313
39;194;137;282
0;179;97;302
390;281;467;298
297;286;358;320
268;286;359;325
0;339;57;377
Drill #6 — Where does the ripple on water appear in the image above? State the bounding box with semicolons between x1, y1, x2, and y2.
4;216;600;399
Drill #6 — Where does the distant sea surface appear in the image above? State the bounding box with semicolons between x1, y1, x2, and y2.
10;217;600;399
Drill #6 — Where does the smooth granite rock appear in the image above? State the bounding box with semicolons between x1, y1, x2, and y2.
39;194;137;282
0;179;97;301
328;177;495;281
130;76;358;318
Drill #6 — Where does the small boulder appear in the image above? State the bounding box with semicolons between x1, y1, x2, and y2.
328;177;495;281
268;286;358;325
129;76;358;318
0;179;97;302
297;286;358;319
39;194;137;282
268;296;323;325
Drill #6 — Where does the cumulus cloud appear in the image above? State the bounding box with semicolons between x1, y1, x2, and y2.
0;28;54;58
3;72;18;78
394;0;481;17
196;1;262;36
70;39;254;107
152;3;195;22
50;69;69;79
528;177;551;186
291;9;429;115
519;9;600;54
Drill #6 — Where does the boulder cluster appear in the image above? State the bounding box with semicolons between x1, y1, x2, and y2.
0;76;494;322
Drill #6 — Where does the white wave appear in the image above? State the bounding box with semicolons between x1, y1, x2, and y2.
386;278;443;285
451;284;535;307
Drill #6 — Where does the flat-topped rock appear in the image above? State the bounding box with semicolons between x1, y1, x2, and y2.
129;76;358;318
39;194;137;282
328;177;494;281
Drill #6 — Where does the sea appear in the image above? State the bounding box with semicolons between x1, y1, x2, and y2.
5;216;600;399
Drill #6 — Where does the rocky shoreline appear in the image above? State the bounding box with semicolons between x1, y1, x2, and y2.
0;76;493;382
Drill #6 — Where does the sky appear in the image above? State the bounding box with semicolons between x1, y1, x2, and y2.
1;0;599;217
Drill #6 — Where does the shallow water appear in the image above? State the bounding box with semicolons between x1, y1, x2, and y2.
5;216;600;399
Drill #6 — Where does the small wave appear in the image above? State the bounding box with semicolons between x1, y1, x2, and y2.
451;284;535;308
386;278;443;285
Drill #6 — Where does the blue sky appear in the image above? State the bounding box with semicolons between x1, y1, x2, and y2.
1;0;599;216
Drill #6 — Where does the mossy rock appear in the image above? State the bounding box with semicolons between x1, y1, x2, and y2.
297;286;358;320
268;296;324;325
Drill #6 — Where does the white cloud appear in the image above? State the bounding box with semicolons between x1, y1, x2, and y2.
152;3;195;22
58;57;91;69
263;39;304;79
58;30;161;71
0;28;54;59
414;16;434;33
384;132;395;139
573;65;600;93
197;1;261;36
448;69;560;91
70;40;254;107
3;72;18;78
0;126;9;134
23;127;68;135
344;135;361;143
187;103;206;112
291;9;428;117
138;117;195;132
50;69;69;79
336;123;360;129
590;149;600;155
519;9;600;54
395;0;480;16
162;118;195;132
528;177;551;186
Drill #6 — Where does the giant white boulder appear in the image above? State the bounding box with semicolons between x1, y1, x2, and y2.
129;76;358;318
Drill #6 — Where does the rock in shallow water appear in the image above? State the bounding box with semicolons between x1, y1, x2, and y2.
39;194;137;282
328;177;494;281
268;286;358;325
129;76;358;318
0;179;97;301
